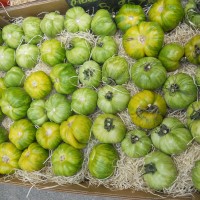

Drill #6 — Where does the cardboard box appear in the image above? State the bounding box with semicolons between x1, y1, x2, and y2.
0;1;200;199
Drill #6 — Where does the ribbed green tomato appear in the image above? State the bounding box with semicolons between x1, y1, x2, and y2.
0;46;16;71
9;119;36;150
0;142;22;174
163;73;197;110
40;12;64;38
0;78;6;98
40;39;66;67
192;160;200;191
22;16;43;45
0;87;31;121
143;151;178;190
88;143;119;179
0;30;3;45
18;142;49;172
66;37;91;65
115;4;146;33
24;71;52;99
71;88;97;115
121;130;152;158
92;114;126;143
4;67;25;87
128;90;167;129
45;93;72;124
123;21;164;59
150;117;192;155
102;56;129;85
2;24;24;49
16;44;40;69
158;43;184;72
131;57;167;90
91;36;118;64
97;85;130;114
91;9;117;36
78;60;102;88
185;35;200;65
60;115;92;149
52;143;83;176
0;127;8;144
50;63;78;95
64;7;92;33
36;122;61;150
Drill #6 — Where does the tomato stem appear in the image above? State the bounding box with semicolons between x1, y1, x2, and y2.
131;135;139;144
105;91;113;101
104;118;115;132
158;124;170;136
170;83;179;93
190;109;200;120
67;43;73;50
144;163;156;174
144;64;151;71
97;42;104;47
83;69;94;80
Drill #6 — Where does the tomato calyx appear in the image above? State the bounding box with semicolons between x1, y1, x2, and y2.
169;83;179;93
104;118;115;132
130;135;139;144
144;63;151;71
83;69;94;80
105;91;113;101
144;162;156;174
60;155;66;162
2;155;10;163
137;104;159;116
67;43;73;50
158;124;170;136
97;42;104;47
190;108;200;120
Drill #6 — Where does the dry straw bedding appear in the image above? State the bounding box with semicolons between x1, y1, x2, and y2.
1;1;200;198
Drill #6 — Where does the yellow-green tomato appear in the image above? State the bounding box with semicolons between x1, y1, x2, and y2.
192;160;200;191
52;143;84;177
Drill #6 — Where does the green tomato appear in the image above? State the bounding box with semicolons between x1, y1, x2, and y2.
192;160;200;191
0;126;8;144
78;60;102;88
97;85;130;114
22;17;44;45
0;30;3;45
143;151;178;190
50;63;78;95
36;122;61;150
151;117;192;155
0;142;22;174
102;56;129;85
66;37;91;65
91;36;118;64
52;143;83;176
40;12;64;38
24;71;52;99
9;119;37;150
88;143;119;179
45;93;72;124
115;4;146;33
18;142;49;172
64;7;92;33
2;24;24;49
4;67;25;87
186;101;200;127
158;43;184;72
60;115;92;149
0;46;16;71
27;100;48;126
40;39;66;67
163;73;197;110
123;21;164;59
71;88;98;115
16;44;40;69
0;87;31;121
91;9;117;36
92;113;126;143
148;0;184;32
131;57;167;90
121;130;152;158
190;120;200;143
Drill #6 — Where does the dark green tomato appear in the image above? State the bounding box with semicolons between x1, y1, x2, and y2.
131;57;167;90
163;73;197;110
0;126;8;144
192;160;200;191
151;117;192;155
121;130;152;158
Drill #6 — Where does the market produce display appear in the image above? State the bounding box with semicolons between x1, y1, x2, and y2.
1;0;200;197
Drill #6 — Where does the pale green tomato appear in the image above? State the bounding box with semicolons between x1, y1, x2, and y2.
9;119;37;150
22;17;44;44
16;44;40;69
0;142;22;174
0;30;3;45
60;115;92;149
0;78;6;98
2;24;24;49
24;71;52;99
18;142;49;172
64;7;92;33
0;127;8;144
27;100;48;126
71;88;98;115
4;67;25;87
52;143;83;176
0;46;16;71
36;122;61;150
45;93;72;124
40;12;64;38
40;39;66;67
